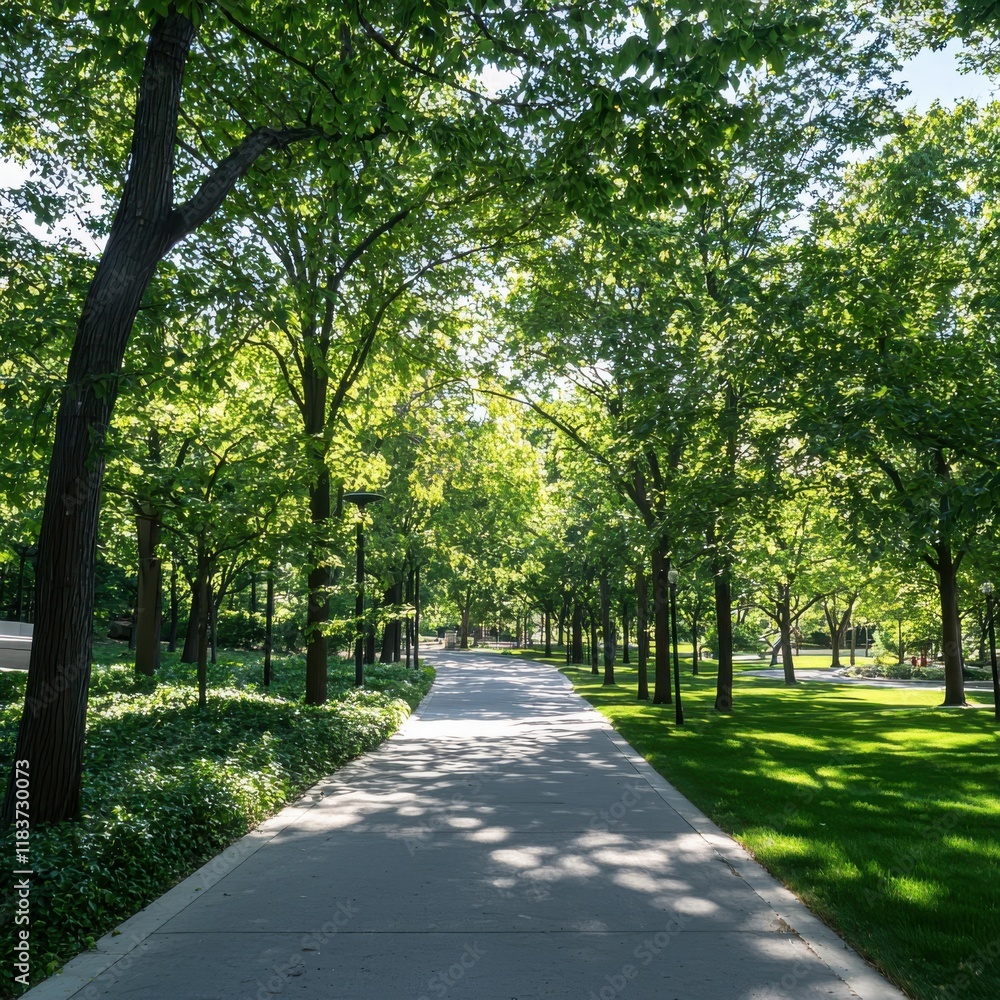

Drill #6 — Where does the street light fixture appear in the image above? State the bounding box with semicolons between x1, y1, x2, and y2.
980;582;999;722
343;491;384;687
667;567;684;726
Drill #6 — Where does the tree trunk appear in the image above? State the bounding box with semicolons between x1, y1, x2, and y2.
134;511;162;676
621;598;630;664
305;468;331;705
249;572;257;614
413;564;420;670
380;580;403;663
365;591;378;664
691;615;699;676
651;543;672;704
263;565;274;687
196;555;210;708
936;542;966;705
713;570;734;712
826;600;841;669
209;583;218;665
166;562;179;652
590;615;600;674
570;601;584;664
544;609;552;656
600;573;615;684
181;585;199;663
460;594;471;649
636;567;649;700
779;585;796;684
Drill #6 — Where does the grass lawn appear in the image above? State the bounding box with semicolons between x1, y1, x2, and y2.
0;645;433;998
511;648;1000;1000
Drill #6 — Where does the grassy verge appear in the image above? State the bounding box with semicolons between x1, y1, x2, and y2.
0;646;433;997
509;648;1000;1000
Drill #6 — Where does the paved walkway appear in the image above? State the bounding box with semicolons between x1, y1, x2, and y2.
28;651;907;1000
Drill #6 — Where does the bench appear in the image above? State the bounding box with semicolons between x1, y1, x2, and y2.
0;621;33;670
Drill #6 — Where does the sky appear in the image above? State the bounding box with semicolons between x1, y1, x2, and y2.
896;39;996;109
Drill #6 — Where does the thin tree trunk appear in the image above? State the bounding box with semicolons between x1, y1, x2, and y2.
571;601;584;664
263;564;274;687
936;542;967;705
305;468;331;704
181;585;199;663
636;567;649;700
166;562;179;652
713;570;734;712
209;584;218;665
544;610;552;656
413;564;420;670
779;585;796;684
460;594;471;649
651;543;672;704
691;615;699;676
600;573;615;684
365;592;378;664
134;511;162;675
621;598;630;664
590;615;600;674
196;557;210;708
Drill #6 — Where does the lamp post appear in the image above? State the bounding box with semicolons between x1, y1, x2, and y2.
667;567;684;726
343;491;384;687
980;582;1000;722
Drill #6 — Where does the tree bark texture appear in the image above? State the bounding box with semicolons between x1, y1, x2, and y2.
621;599;630;664
636;568;649;700
570;601;584;664
936;542;967;705
778;585;796;685
305;468;330;705
264;565;274;687
134;512;162;676
166;563;179;652
600;573;615;685
590;616;599;674
651;544;672;704
712;571;733;711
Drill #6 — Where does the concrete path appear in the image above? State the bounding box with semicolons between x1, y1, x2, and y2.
27;650;908;1000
